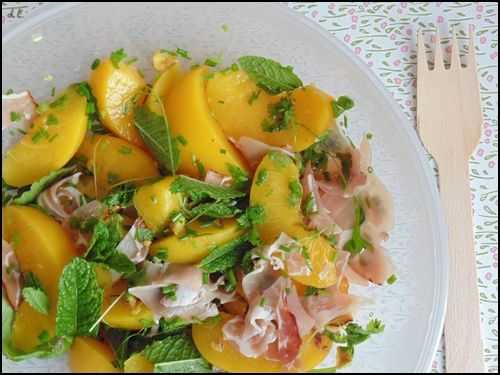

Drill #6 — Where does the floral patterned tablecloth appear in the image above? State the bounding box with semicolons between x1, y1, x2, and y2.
2;2;498;373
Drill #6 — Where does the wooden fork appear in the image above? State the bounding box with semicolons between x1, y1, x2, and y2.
417;27;484;373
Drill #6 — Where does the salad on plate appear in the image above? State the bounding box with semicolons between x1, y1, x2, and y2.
2;47;396;373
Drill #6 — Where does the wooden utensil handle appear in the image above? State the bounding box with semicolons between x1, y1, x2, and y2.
438;157;485;373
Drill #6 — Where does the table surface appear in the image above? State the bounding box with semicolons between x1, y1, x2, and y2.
2;2;498;373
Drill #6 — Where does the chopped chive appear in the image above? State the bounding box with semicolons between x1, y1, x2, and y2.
387;274;397;285
46;114;59;126
91;58;101;70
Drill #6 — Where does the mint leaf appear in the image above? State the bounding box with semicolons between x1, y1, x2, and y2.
199;237;247;273
22;287;49;315
154;358;212;373
12;167;75;205
85;215;136;274
142;334;200;364
189;200;240;219
344;204;371;256
55;258;104;337
170;175;246;202
135;106;180;174
238;56;303;94
106;251;136;275
158;317;190;335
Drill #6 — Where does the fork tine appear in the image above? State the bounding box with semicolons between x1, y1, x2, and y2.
467;24;477;70
434;30;444;71
450;28;461;70
417;29;428;74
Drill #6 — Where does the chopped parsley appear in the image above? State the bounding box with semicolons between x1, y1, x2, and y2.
10;111;22;123
161;284;178;301
46;114;59;126
110;48;128;68
256;169;268;186
288;179;303;207
227;164;249;190
261;96;295;133
31;128;49;144
49;94;68;109
344;204;371;256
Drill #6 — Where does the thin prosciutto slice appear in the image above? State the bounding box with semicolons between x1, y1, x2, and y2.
2;240;21;309
128;264;233;322
116;219;150;264
260;233;311;277
2;91;36;158
37;172;84;220
349;245;394;285
204;170;232;187
230;136;294;169
305;287;361;330
223;277;314;365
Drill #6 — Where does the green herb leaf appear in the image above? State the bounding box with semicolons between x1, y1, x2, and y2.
344;204;371;256
102;183;136;208
261;96;295;133
324;319;385;349
55;258;104;337
159;317;190;335
12;167;75;205
227;164;250;190
238;56;303;94
199;237;247;273
106;251;136;275
237;205;265;228
10;111;22;122
189;200;240;219
91;58;101;70
175;48;191;60
331;96;355;118
22;287;50;315
387;274;398;285
255;169;268;186
135;106;180;174
161;284;178;301
85;215;136;274
142;334;200;364
288;179;303;207
170;175;246;202
110;48;128;68
154;358;212;373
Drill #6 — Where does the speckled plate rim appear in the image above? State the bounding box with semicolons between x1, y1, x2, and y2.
2;2;449;373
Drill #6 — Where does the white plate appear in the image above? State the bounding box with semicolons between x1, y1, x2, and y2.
2;3;448;373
